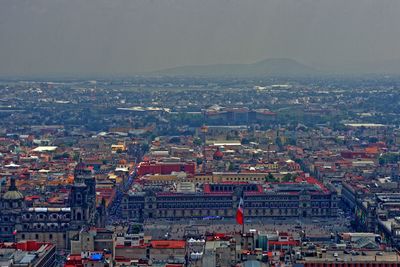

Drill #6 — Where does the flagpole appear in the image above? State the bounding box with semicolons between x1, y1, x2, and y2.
241;189;245;262
242;190;245;235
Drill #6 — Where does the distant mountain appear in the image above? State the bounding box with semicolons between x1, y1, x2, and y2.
151;58;318;77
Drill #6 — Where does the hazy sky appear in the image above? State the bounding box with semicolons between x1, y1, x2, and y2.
1;0;400;76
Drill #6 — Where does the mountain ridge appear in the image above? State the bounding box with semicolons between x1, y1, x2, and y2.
151;58;318;77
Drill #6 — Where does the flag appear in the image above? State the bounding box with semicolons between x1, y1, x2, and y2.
12;229;17;235
236;197;244;225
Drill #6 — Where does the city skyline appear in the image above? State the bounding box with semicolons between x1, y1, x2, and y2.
2;1;400;266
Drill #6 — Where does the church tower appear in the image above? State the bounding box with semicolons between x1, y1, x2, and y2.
0;177;24;242
70;161;97;228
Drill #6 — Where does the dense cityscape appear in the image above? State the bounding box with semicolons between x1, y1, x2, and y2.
1;76;400;266
2;0;400;266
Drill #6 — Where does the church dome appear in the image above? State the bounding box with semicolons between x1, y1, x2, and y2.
2;177;24;201
3;190;24;200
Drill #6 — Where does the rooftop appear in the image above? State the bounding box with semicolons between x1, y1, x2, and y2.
298;250;400;263
0;241;55;266
31;146;58;152
150;240;186;249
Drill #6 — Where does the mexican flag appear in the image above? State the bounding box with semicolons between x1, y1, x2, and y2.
236;197;244;225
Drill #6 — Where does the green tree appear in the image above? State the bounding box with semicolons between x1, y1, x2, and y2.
265;173;277;182
228;162;235;171
193;137;202;146
196;158;203;166
282;173;293;182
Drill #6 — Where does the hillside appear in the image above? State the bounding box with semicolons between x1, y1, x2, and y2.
152;58;318;77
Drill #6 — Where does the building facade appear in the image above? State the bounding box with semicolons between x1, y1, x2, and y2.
122;180;338;221
0;163;106;250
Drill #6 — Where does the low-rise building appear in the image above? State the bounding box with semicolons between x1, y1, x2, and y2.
0;240;56;267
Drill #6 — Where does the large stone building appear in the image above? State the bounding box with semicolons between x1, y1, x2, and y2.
0;162;106;250
121;177;338;221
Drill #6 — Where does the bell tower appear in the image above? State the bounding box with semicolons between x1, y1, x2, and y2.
70;161;96;227
0;177;24;242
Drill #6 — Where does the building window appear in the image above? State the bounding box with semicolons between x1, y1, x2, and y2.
49;234;53;239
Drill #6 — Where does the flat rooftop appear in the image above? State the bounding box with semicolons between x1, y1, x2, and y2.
0;241;54;266
299;250;399;263
132;177;331;197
